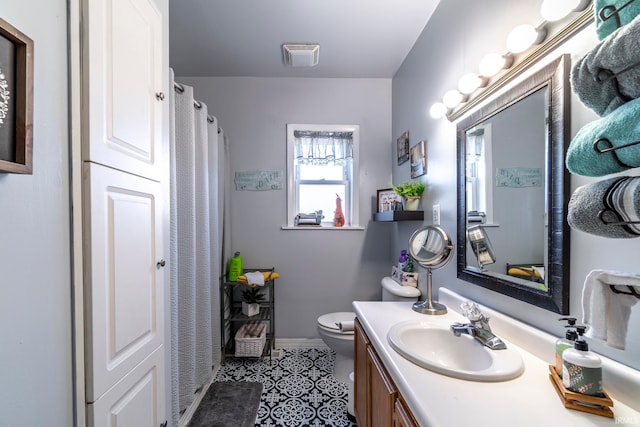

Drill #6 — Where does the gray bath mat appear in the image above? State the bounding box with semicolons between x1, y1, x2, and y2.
188;381;263;427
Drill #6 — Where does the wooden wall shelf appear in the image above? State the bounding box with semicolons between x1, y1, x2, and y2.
374;211;424;222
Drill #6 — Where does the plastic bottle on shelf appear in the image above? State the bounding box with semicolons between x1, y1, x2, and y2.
398;250;409;271
228;251;243;282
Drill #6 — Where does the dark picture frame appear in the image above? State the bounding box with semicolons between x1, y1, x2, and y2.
410;140;427;178
0;17;33;174
396;130;409;165
377;188;403;212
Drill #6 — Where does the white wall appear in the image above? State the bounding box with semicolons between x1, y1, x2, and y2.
393;0;640;370
175;76;394;338
0;0;74;426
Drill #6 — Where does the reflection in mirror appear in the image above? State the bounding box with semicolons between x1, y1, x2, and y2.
467;225;496;269
409;225;454;316
457;54;570;314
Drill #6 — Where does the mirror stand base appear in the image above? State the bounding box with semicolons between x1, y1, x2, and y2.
412;300;448;315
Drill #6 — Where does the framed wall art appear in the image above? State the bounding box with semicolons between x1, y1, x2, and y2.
0;17;33;174
377;188;403;212
396;130;409;165
410;140;427;178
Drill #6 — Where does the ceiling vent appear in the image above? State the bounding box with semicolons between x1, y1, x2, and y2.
282;43;320;67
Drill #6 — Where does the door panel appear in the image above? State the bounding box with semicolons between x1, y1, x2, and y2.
88;346;165;427
84;0;162;180
84;162;164;402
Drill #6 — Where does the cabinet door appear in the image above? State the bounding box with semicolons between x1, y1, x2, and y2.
394;397;419;427
367;346;397;427
84;162;165;402
88;346;165;427
354;319;369;426
83;0;163;181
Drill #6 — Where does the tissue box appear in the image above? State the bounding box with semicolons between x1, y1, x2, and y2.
391;266;419;287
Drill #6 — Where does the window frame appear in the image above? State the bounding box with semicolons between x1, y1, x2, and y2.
286;124;360;228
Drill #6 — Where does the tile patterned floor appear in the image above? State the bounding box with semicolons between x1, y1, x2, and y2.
214;348;357;426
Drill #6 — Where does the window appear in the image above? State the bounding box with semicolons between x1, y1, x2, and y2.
465;124;493;223
287;124;360;227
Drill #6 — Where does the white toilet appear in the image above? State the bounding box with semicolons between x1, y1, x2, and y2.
317;276;421;383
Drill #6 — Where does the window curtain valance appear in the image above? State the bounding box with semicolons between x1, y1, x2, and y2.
294;130;353;165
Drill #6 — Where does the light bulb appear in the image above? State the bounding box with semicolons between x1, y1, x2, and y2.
429;102;448;119
443;89;464;109
458;73;483;94
479;53;510;77
506;24;539;53
540;0;581;22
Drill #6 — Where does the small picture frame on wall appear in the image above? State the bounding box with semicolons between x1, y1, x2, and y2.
377;188;403;212
0;17;34;174
397;130;409;165
410;140;427;178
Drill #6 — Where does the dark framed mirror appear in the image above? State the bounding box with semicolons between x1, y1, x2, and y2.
456;54;570;314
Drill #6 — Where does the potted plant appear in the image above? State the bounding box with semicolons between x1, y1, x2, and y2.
241;287;266;317
392;181;426;211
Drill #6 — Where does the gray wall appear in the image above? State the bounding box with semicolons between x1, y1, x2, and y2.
176;77;394;338
393;0;640;370
0;0;74;425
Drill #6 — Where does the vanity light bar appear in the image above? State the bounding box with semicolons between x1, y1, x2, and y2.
429;1;591;121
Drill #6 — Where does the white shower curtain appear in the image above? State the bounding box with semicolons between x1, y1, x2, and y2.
169;69;222;426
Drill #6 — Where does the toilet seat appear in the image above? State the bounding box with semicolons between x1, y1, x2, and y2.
317;311;355;335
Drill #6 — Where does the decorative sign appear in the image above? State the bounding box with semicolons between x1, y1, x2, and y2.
235;170;283;191
495;167;542;188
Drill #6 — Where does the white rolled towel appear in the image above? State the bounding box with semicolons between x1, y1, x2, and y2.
335;320;355;332
244;271;265;286
582;269;639;350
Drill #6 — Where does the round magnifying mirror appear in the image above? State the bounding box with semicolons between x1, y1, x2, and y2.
408;225;455;315
409;225;454;267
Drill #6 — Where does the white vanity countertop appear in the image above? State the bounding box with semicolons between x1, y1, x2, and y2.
353;288;640;427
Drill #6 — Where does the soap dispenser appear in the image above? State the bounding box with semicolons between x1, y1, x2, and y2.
562;326;603;397
555;317;577;377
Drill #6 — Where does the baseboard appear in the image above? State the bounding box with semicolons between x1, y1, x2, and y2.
275;338;328;349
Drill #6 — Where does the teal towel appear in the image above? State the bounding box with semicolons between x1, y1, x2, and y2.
566;96;640;177
571;12;640;117
595;0;640;40
568;176;640;238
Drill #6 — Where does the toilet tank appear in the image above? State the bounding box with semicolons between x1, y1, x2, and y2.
381;276;421;301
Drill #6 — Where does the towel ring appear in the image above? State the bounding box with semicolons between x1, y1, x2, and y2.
609;284;640;299
599;0;638;29
593;138;640;169
597;208;640;226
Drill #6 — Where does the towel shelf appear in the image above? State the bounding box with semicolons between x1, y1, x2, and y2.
221;267;277;362
609;284;640;298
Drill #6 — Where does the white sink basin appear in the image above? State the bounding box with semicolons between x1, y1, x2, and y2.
387;320;524;382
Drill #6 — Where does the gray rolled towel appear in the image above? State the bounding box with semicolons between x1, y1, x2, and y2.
568;176;640;238
571;13;640;117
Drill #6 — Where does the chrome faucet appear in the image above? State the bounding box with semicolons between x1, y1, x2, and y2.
450;301;507;350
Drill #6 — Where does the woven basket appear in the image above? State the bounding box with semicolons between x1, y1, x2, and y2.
234;323;266;357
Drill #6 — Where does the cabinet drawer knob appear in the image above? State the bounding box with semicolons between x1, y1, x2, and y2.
155;92;165;101
157;259;166;268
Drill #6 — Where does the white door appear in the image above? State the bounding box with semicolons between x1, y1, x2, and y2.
83;0;164;181
88;346;165;427
84;162;165;404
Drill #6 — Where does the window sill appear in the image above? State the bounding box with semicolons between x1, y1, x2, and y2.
281;225;365;231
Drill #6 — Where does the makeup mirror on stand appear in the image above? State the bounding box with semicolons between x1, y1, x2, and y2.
408;225;455;315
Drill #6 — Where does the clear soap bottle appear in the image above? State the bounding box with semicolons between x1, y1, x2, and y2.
555;317;577;377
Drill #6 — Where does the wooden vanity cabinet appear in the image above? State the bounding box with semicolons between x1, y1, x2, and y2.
354;318;419;427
